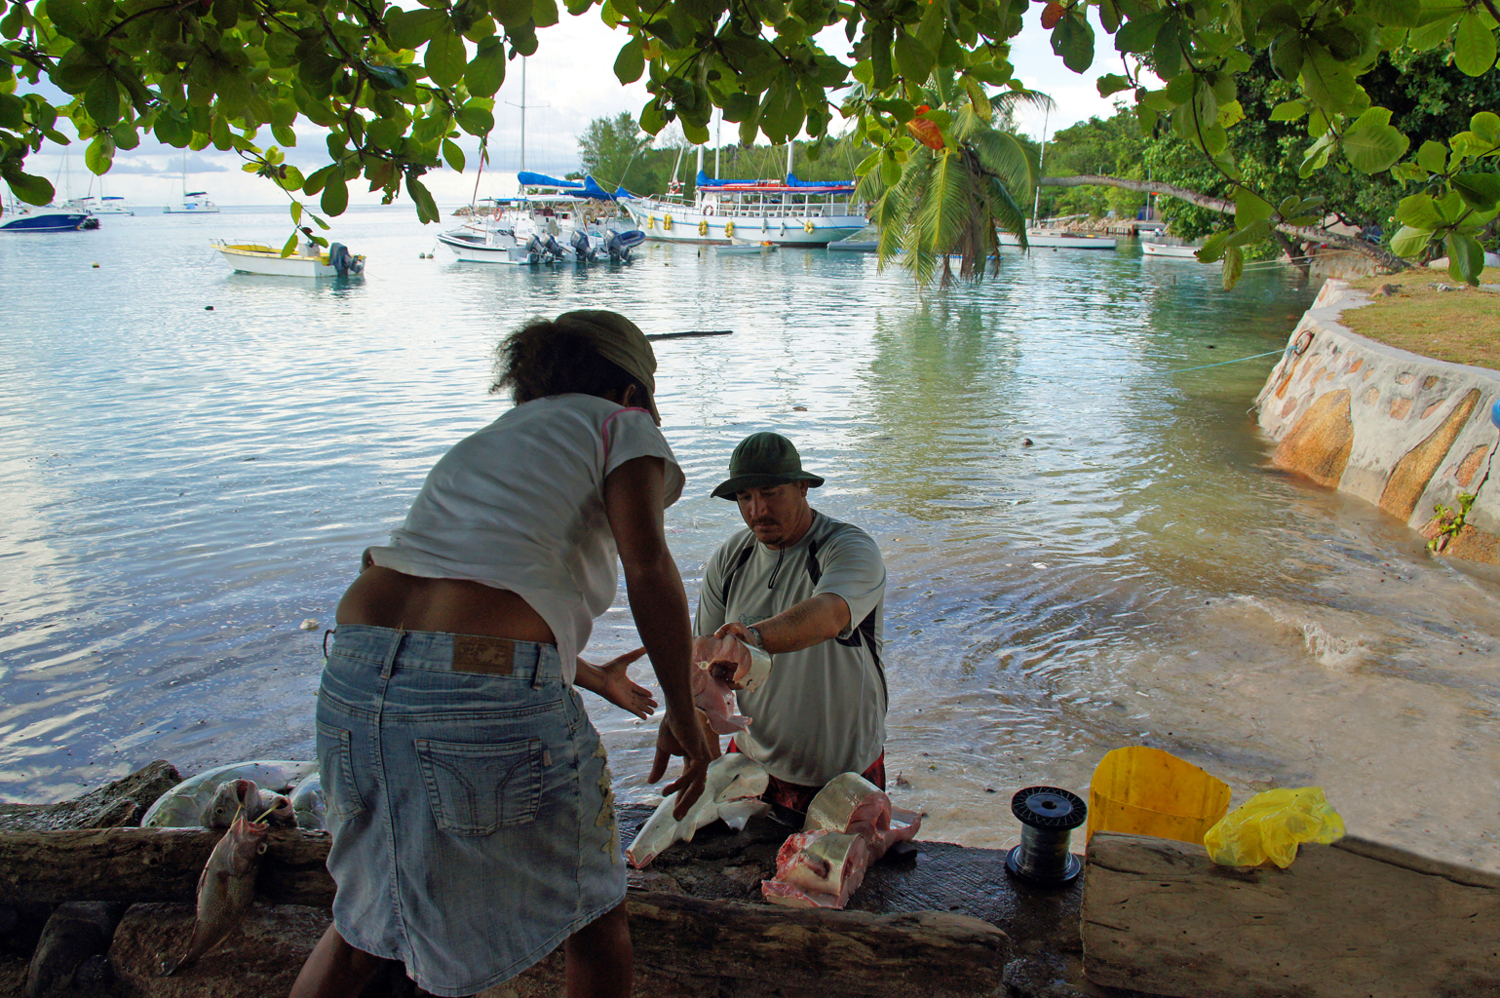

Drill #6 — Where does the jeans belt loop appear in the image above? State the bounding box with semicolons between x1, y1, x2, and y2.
380;628;405;680
532;646;544;690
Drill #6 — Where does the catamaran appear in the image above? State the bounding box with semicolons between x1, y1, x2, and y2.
163;150;219;214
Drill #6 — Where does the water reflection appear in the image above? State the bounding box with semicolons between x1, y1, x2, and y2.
1;214;1497;872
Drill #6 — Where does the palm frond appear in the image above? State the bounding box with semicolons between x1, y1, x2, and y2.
990;88;1056;118
967;128;1036;195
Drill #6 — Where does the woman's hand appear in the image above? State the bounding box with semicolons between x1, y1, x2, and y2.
648;708;718;820
575;648;658;720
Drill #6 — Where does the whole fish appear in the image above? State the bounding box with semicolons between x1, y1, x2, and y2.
626;754;770;868
201;779;260;830
255;789;296;828
158;811;269;976
288;773;325;830
141;760;318;828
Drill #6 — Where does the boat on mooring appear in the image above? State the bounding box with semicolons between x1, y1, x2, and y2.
1;198;99;232
998;228;1117;250
1141;235;1207;259
438;173;645;265
212;239;365;278
163;151;219;214
623;144;866;247
716;240;778;256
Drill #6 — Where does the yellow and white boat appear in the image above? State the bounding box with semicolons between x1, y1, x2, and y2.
212;239;365;278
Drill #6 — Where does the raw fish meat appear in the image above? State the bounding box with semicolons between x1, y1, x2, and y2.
690;660;752;734
761;831;870;909
803;772;922;860
689;635;755;733
626;753;770;868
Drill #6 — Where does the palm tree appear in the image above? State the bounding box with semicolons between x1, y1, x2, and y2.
858;73;1053;286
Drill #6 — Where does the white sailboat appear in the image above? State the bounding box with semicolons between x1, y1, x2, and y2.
1003;108;1117;252
163;150;219;214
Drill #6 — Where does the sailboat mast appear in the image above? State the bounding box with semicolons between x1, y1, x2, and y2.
470;138;486;212
519;58;526;174
715;112;721;179
785;141;793;179
1032;108;1049;227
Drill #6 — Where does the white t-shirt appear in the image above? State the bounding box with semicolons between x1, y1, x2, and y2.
694;512;887;786
367;393;685;683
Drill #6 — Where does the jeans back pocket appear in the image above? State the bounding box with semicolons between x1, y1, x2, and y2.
315;720;369;823
415;737;544;835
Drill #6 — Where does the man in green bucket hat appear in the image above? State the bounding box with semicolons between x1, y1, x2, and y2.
683;431;889;815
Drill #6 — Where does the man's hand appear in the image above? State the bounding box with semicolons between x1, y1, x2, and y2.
698;630;754;688
648;708;718;820
575;648;659;720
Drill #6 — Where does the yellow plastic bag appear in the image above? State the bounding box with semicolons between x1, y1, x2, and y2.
1086;746;1232;846
1203;787;1345;868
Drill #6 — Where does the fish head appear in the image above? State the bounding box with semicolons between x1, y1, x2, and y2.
712;755;770;803
224;814;271;877
203;779;260;829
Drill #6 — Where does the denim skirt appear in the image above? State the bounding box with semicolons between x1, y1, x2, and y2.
316;625;624;997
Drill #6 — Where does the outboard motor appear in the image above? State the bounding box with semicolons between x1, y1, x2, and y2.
526;233;547;265
544;234;566;261
570;228;592;261
329;242;351;275
606;229;646;263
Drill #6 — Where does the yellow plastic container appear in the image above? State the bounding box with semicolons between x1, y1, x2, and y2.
1086;746;1232;846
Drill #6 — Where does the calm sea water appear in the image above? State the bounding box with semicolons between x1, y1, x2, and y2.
2;207;1497;870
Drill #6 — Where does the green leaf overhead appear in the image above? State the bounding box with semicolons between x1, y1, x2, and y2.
0;0;1491;288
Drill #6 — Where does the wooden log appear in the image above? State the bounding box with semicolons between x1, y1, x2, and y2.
617;893;1009;998
3;830;1013;998
1081;831;1500;998
0;828;336;906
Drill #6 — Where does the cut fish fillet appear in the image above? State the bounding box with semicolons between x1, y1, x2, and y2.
803;772;922;861
761;831;870;909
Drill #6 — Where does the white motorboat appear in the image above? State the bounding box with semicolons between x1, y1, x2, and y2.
1141;239;1206;259
440;176;646;265
213;240;364;277
716;240;778;256
998;228;1117;250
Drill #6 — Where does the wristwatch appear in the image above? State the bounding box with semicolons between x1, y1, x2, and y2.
745;625;765;650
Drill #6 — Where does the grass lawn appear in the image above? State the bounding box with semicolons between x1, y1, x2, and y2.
1344;266;1500;370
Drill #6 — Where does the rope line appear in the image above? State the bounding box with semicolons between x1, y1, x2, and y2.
1172;348;1286;374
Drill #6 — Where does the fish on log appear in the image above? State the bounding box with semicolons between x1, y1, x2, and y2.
0;820;1022;998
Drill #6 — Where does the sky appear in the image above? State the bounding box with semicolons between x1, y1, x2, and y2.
16;6;1134;210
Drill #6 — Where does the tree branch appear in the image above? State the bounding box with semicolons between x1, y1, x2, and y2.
1039;174;1414;273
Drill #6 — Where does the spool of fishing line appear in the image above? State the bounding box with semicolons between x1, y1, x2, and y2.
1005;786;1087;885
